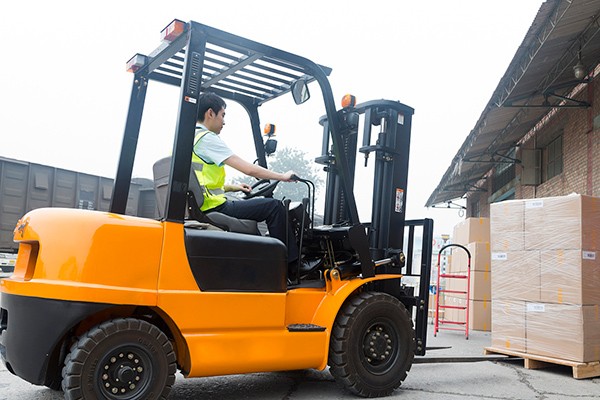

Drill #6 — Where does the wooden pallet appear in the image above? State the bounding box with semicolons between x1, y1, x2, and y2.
484;347;600;379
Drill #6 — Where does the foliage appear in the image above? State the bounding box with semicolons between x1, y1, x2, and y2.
231;147;323;202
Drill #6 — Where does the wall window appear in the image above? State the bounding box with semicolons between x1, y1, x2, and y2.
544;135;563;181
470;198;480;218
491;148;516;193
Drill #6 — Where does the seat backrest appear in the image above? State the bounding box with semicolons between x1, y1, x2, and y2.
152;156;172;219
152;156;206;219
187;160;207;211
152;157;259;235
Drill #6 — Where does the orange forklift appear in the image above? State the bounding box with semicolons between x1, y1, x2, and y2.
0;20;433;399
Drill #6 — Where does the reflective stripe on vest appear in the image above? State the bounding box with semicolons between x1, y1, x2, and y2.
192;129;227;211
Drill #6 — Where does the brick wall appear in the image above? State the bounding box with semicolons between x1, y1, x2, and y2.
465;178;492;217
591;81;600;197
477;78;600;213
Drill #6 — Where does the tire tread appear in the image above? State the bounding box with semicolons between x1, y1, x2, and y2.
328;292;415;398
62;318;176;400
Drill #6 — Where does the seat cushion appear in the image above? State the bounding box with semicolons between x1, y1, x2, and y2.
205;211;260;235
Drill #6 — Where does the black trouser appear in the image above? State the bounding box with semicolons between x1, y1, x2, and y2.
213;198;298;263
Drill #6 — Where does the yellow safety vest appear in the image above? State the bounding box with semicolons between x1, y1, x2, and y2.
192;129;227;211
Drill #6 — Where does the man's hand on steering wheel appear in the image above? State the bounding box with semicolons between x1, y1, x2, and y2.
224;183;252;193
241;172;300;199
237;170;300;200
242;179;280;199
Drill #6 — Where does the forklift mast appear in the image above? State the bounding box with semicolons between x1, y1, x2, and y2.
316;99;433;355
317;100;413;260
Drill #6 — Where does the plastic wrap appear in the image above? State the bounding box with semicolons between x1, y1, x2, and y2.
493;302;600;363
525;303;600;362
491;299;526;352
491;250;540;301
540;249;600;305
490;194;600;362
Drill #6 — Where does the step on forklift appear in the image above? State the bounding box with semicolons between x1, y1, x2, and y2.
0;20;434;399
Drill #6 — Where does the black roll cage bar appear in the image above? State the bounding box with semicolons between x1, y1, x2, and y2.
110;20;360;228
110;21;434;356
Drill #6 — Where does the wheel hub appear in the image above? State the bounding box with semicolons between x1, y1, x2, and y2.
363;324;395;365
117;365;135;383
363;325;393;363
100;350;147;397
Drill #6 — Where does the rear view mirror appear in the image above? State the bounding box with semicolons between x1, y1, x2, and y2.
264;138;277;155
291;79;310;105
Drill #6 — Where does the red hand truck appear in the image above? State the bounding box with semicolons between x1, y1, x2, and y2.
433;243;472;339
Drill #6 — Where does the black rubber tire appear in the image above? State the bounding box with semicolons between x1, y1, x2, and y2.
62;318;177;400
328;292;415;398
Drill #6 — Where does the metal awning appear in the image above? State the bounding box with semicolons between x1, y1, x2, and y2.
426;0;600;207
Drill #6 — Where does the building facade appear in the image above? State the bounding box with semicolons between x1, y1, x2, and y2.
467;74;600;217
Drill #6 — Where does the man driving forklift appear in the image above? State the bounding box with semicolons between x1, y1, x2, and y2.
193;92;317;273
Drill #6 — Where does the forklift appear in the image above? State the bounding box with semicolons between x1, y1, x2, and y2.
0;20;433;399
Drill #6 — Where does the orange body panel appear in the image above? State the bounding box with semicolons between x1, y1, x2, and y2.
156;222;323;375
3;208;162;305
2;209;402;377
153;222;400;375
184;328;327;376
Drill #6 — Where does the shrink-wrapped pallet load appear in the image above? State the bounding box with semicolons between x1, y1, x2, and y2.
490;194;600;363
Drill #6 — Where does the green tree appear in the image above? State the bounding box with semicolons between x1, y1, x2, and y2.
231;147;323;202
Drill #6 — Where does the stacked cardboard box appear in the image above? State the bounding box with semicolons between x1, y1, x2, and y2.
490;194;600;363
443;218;491;331
491;299;526;352
452;218;490;246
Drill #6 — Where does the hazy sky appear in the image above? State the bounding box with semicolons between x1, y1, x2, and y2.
1;1;543;235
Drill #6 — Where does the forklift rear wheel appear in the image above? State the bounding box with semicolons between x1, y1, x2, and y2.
62;318;177;400
329;292;415;397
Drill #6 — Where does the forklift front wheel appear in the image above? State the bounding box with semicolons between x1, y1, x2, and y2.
62;318;177;400
329;292;415;397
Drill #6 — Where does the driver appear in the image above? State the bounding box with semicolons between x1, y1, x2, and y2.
193;92;299;265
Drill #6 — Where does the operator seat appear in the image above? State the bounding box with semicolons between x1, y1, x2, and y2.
152;157;260;235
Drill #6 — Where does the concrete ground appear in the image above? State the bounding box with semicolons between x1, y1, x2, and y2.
2;322;599;400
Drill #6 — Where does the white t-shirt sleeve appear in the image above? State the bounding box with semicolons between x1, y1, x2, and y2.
193;132;234;166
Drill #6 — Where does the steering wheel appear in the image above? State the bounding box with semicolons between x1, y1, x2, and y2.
242;179;280;199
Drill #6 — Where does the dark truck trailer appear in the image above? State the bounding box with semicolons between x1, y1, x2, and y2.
0;156;157;253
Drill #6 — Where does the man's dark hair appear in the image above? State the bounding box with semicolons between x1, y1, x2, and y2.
197;92;226;122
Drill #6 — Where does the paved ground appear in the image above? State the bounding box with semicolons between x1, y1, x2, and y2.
2;323;599;399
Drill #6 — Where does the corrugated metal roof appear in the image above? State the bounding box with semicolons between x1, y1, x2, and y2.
426;0;600;207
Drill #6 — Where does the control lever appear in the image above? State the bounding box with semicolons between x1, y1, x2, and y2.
287;175;315;230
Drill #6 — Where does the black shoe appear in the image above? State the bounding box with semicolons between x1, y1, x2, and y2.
298;258;323;275
287;266;299;285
